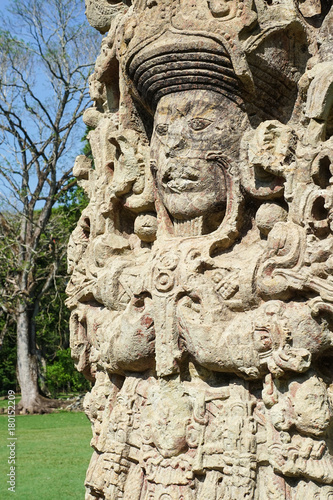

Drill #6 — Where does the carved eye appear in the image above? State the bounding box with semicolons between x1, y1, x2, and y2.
155;124;168;136
189;118;212;131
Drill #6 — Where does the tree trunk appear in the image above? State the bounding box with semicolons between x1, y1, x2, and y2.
16;299;63;413
16;299;41;413
37;351;52;398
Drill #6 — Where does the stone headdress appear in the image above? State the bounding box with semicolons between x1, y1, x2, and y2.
115;0;308;121
116;0;257;111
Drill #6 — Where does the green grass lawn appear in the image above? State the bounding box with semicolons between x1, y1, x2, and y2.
0;397;20;409
0;411;92;499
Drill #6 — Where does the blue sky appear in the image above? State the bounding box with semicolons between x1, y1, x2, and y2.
0;0;100;212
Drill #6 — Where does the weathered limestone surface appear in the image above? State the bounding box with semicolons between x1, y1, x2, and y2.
67;0;333;498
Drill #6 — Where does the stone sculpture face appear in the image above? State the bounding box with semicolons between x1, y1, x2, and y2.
150;89;244;220
150;91;225;220
292;377;332;436
67;0;333;498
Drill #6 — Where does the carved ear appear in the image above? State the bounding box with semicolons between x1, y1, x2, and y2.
270;397;294;432
186;423;201;448
306;63;333;124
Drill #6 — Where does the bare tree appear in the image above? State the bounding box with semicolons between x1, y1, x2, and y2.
0;0;99;412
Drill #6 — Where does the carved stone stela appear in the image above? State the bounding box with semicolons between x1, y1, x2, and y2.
66;0;333;498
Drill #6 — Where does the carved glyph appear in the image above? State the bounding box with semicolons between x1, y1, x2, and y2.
67;0;333;498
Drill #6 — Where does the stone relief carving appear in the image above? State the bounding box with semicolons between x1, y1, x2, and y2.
66;0;333;497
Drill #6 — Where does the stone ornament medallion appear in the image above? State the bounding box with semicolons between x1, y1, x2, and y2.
66;0;333;498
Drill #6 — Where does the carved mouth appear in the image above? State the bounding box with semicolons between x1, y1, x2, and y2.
166;179;199;193
162;168;200;193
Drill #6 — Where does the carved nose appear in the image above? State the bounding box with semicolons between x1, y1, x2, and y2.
165;137;186;157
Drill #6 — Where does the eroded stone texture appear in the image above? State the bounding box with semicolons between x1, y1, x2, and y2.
66;0;333;498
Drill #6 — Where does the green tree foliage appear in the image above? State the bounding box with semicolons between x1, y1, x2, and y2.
0;330;17;394
0;185;89;397
46;348;90;396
